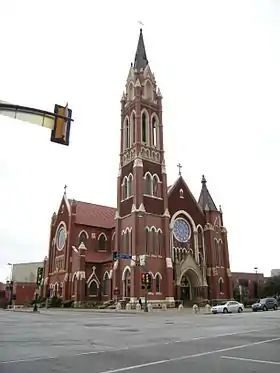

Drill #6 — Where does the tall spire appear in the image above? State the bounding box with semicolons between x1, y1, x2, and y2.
134;29;148;70
198;175;218;211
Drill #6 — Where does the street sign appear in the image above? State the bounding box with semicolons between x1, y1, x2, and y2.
117;253;132;260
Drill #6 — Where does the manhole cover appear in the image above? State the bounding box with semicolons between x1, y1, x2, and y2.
165;322;174;325
84;323;109;327
120;329;139;332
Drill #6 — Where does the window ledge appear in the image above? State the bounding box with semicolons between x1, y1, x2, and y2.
121;195;133;202
156;292;162;295
143;194;163;200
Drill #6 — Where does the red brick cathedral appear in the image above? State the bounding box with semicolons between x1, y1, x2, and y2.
43;30;233;306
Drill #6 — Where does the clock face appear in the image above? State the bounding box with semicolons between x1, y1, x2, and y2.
56;226;66;251
173;218;191;243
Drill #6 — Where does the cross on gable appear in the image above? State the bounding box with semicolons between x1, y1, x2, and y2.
92;266;96;275
177;163;182;176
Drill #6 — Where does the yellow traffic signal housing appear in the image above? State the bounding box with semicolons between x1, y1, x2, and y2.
51;104;72;146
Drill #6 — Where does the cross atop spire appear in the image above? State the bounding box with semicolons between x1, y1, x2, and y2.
134;29;149;71
177;163;182;176
64;184;67;196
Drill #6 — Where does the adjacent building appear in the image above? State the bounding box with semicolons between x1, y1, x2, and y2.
11;261;43;305
42;29;233;306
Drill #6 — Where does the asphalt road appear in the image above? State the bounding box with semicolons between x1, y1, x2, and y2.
1;309;280;373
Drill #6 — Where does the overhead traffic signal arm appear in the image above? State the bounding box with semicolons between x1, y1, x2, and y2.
0;101;74;146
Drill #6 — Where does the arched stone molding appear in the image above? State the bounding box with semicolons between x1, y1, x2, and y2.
176;253;204;287
122;265;131;281
103;271;110;280
154;272;163;280
55;221;68;252
97;232;108;241
170;210;198;263
88;278;99;289
78;230;89;239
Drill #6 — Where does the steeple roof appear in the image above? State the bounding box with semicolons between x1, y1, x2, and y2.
133;29;149;70
198;175;218;211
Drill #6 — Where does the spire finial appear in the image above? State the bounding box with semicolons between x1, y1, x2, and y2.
201;175;207;184
64;184;67;196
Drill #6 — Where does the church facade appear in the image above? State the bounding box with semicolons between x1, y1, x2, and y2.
42;30;233;306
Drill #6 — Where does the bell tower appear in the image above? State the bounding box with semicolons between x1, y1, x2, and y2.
113;29;173;304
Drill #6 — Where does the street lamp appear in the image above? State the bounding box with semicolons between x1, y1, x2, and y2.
254;267;258;299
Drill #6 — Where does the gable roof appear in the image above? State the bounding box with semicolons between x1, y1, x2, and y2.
69;199;116;229
168;176;204;216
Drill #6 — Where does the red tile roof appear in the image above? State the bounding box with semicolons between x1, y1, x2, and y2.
71;200;116;229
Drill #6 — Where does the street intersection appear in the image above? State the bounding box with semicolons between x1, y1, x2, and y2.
0;309;280;372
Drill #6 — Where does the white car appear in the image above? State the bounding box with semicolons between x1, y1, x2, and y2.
211;301;244;314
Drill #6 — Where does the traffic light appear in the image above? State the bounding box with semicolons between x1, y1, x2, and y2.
145;273;152;290
50;104;72;146
113;252;118;262
141;273;152;290
36;267;43;286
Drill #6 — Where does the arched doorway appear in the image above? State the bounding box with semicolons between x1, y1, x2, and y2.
180;269;200;306
122;267;131;299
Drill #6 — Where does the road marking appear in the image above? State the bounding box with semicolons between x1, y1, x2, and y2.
0;326;279;365
97;337;280;373
221;356;280;365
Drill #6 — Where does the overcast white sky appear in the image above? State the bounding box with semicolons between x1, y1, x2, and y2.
0;0;279;281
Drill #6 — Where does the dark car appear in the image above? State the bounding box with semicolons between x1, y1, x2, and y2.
252;298;278;312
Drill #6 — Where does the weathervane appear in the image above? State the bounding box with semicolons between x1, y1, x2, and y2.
138;20;144;26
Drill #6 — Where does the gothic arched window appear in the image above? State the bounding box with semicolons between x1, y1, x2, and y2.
125;118;130;149
158;231;162;256
98;234;106;250
155;274;161;293
151;228;156;255
141;112;147;143
152;117;157;147
88;281;98;296
145;227;149;254
132;112;136;144
145;174;152;195
153;175;158;196
79;232;87;246
123;177;128;199
127;174;133;197
219;278;223;294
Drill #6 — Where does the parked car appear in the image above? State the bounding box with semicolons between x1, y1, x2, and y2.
211;301;244;314
251;298;278;312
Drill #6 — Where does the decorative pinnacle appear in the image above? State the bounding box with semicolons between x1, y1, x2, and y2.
201;175;207;184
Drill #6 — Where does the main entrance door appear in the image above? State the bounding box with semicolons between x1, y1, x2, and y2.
180;274;191;306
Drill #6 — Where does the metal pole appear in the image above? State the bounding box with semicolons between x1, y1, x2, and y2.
33;290;38;312
144;282;148;312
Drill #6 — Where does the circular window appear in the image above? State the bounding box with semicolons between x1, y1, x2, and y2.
173;218;191;243
56;226;66;251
